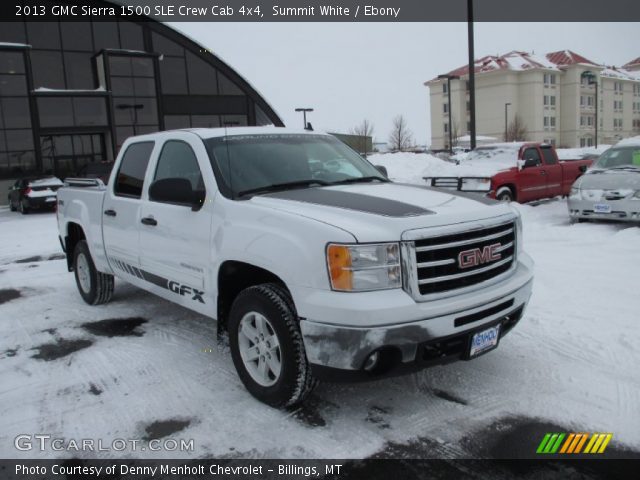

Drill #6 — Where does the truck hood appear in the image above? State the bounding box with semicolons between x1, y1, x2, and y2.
577;170;640;190
248;182;513;242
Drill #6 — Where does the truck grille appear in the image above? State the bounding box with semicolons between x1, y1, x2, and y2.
414;221;516;295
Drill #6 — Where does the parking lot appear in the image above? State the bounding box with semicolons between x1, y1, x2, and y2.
0;196;639;460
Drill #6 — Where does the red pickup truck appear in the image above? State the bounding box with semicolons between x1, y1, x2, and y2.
426;143;593;202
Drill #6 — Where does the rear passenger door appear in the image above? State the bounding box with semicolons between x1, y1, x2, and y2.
540;146;563;197
138;136;213;313
102;141;155;280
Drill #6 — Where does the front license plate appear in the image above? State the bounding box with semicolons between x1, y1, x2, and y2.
469;324;501;358
593;203;611;214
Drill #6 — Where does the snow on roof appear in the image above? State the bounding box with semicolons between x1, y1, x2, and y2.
151;126;329;140
615;136;640;147
0;42;30;48
546;50;598;66
34;87;107;93
427;50;560;82
622;57;640;68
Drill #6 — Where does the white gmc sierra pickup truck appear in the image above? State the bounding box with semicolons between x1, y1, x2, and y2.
57;127;534;407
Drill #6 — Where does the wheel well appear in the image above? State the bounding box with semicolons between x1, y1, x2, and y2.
65;223;86;271
496;184;516;201
217;261;288;332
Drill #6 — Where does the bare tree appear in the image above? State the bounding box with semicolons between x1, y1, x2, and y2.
350;119;374;156
451;122;461;148
388;115;414;152
506;115;528;142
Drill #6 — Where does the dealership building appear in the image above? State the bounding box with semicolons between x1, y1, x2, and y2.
0;1;283;202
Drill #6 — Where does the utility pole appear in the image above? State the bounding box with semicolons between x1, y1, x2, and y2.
467;0;476;150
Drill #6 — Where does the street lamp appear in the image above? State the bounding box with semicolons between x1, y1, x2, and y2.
504;103;511;141
467;0;476;150
294;108;314;129
581;71;598;148
438;74;460;153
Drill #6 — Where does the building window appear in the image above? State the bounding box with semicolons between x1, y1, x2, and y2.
544;95;556;107
614;82;623;93
443;103;448;114
613;118;623;130
613;100;623;112
580;137;594;147
543;116;556;130
444;123;449;134
466;101;470;112
543;73;556;86
443;82;448;94
634;84;640;96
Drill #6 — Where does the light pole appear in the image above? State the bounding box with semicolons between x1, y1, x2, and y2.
467;0;477;150
438;74;460;153
504;103;511;141
295;108;314;129
581;71;598;148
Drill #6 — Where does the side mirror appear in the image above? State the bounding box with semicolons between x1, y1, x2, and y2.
516;159;524;171
149;178;204;211
374;165;388;177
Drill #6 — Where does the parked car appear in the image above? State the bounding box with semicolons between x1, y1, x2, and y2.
57;128;534;407
568;137;640;223
8;176;63;214
425;143;593;202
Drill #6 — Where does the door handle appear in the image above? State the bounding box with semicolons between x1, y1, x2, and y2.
540;170;546;175
141;217;157;226
104;209;117;217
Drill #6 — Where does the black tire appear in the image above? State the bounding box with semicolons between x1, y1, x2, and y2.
73;240;114;305
228;283;317;408
9;198;16;212
18;198;29;214
496;187;514;202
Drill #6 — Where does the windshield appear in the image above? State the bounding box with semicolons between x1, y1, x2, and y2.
593;146;640;170
204;133;387;198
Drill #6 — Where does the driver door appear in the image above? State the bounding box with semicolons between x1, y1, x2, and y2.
517;147;546;202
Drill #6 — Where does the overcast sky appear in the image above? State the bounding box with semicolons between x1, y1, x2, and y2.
171;22;639;145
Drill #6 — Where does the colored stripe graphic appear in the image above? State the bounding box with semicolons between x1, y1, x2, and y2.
537;433;613;454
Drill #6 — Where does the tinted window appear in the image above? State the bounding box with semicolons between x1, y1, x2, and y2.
26;22;61;50
73;98;108;126
37;97;73;127
153;141;204;192
218;72;243;95
151;32;184;56
114;142;154;198
61;21;93;51
64;52;95;90
31;51;65;89
186;52;217;95
93;22;120;51
0;51;26;74
119;22;144;51
1;98;31;128
540;147;557;165
0;74;28;96
159;57;187;94
0;22;27;44
523;148;541;165
164;115;190;129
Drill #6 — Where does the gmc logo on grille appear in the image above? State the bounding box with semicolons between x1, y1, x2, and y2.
458;243;502;269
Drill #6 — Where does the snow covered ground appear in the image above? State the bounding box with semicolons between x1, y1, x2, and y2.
1;156;639;460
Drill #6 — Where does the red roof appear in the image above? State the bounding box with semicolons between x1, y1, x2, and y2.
623;57;640;68
545;50;597;66
433;50;557;81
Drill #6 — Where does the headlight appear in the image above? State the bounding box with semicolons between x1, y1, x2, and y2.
569;187;581;199
326;243;401;292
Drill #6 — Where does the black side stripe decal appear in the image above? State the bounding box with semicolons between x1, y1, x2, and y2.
108;257;205;304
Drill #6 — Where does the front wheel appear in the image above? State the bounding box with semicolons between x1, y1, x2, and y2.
73;240;114;305
496;187;514;202
228;283;317;408
18;198;29;214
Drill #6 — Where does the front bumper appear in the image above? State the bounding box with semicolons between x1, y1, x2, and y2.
568;196;640;222
298;253;534;380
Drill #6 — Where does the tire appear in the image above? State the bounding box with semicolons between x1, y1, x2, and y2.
73;240;114;305
496;187;514;202
228;283;317;408
18;198;29;214
9;198;16;212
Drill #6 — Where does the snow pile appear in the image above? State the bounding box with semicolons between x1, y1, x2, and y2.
615;136;640;147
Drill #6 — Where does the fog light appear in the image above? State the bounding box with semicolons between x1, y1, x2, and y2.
363;351;380;371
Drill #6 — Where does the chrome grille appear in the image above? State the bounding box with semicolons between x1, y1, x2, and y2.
413;221;516;295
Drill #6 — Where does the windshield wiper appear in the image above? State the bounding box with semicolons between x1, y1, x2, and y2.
329;176;389;186
236;179;330;198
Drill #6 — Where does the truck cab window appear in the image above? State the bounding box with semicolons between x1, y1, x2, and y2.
114;141;154;198
152;140;205;196
523;148;542;166
540;146;557;165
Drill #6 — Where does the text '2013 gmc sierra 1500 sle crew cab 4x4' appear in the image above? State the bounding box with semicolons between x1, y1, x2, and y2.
57;127;534;408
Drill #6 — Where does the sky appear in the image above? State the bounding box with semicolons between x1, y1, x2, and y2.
170;22;640;146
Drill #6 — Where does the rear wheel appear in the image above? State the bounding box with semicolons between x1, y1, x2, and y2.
496;187;514;202
18;198;29;214
73;240;114;305
228;283;317;408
